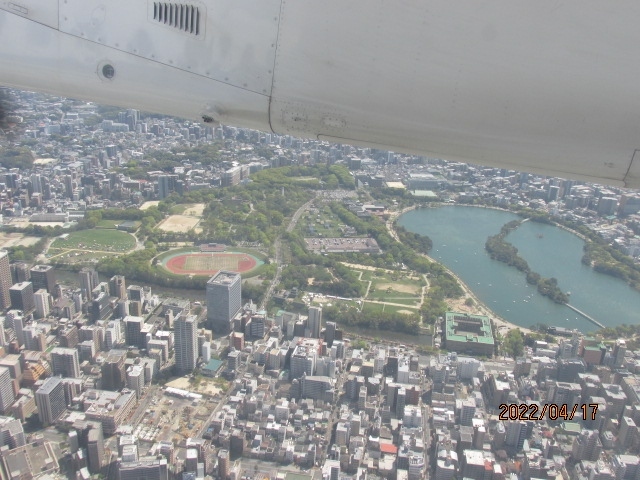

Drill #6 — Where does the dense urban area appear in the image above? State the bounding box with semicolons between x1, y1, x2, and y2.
0;89;639;480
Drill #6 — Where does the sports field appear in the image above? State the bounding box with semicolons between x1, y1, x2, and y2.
161;251;262;275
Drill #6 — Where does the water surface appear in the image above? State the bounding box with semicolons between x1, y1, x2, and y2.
398;206;640;332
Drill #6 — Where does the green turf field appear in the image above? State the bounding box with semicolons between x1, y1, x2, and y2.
96;220;120;229
51;229;136;252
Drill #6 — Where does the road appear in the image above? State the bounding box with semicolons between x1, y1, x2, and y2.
127;384;161;428
259;193;317;310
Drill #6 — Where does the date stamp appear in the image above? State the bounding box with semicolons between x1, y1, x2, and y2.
498;403;598;421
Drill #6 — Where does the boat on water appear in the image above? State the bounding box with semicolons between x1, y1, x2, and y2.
536;233;544;239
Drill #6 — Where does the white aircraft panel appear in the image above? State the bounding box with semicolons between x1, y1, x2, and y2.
0;9;271;129
0;0;58;29
58;0;280;95
271;1;640;186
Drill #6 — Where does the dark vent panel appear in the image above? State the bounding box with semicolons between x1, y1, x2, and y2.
153;2;200;35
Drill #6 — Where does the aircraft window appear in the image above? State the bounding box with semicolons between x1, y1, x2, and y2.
102;65;115;79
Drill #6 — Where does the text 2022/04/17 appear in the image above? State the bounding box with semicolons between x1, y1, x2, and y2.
498;403;599;422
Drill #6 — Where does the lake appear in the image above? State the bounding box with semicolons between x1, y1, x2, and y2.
398;206;640;332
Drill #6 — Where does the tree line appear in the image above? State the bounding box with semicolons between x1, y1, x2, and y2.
322;304;420;334
472;200;640;296
485;220;569;304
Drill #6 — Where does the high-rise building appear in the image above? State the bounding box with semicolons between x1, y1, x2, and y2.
105;320;122;350
0;251;12;311
206;271;241;334
126;365;145;398
325;321;337;345
460;398;476;426
30;265;56;295
0;367;15;413
50;347;81;378
123;316;145;349
572;429;603;461
218;449;230;480
617;417;637;450
30;173;42;194
9;281;34;312
119;457;168;480
230;332;245;351
307;306;322;338
10;313;24;347
175;315;198;373
505;421;531;451
90;290;112;322
0;415;25;449
101;350;127;391
109;275;126;300
35;376;66;426
613;339;627;368
80;325;103;353
23;324;47;351
290;342;318;380
127;285;145;303
157;175;178;199
79;268;99;300
34;289;50;319
247;314;265;340
10;262;30;284
330;463;340;480
59;324;79;348
87;425;105;473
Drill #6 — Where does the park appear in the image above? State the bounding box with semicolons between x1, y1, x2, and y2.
47;229;137;264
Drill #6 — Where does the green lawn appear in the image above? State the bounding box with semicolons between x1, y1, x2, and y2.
51;229;136;252
96;220;120;229
362;302;418;315
169;204;188;215
359;270;375;281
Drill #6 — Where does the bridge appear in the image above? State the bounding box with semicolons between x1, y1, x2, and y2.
565;304;605;329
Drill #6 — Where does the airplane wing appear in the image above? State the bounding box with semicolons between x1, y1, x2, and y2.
2;1;640;187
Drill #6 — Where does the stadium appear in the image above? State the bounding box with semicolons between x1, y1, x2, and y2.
159;250;263;276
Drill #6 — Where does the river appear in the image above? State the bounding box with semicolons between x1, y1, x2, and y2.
55;270;207;302
398;206;640;333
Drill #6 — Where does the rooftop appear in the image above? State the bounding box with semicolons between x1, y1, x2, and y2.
444;312;494;345
37;376;62;394
207;270;241;285
203;358;224;373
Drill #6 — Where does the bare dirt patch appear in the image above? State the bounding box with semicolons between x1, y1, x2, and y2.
157;215;200;233
340;262;395;273
377;282;419;294
183;203;205;216
447;297;476;314
0;232;41;248
140;201;160;210
166;377;223;396
396;309;415;315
